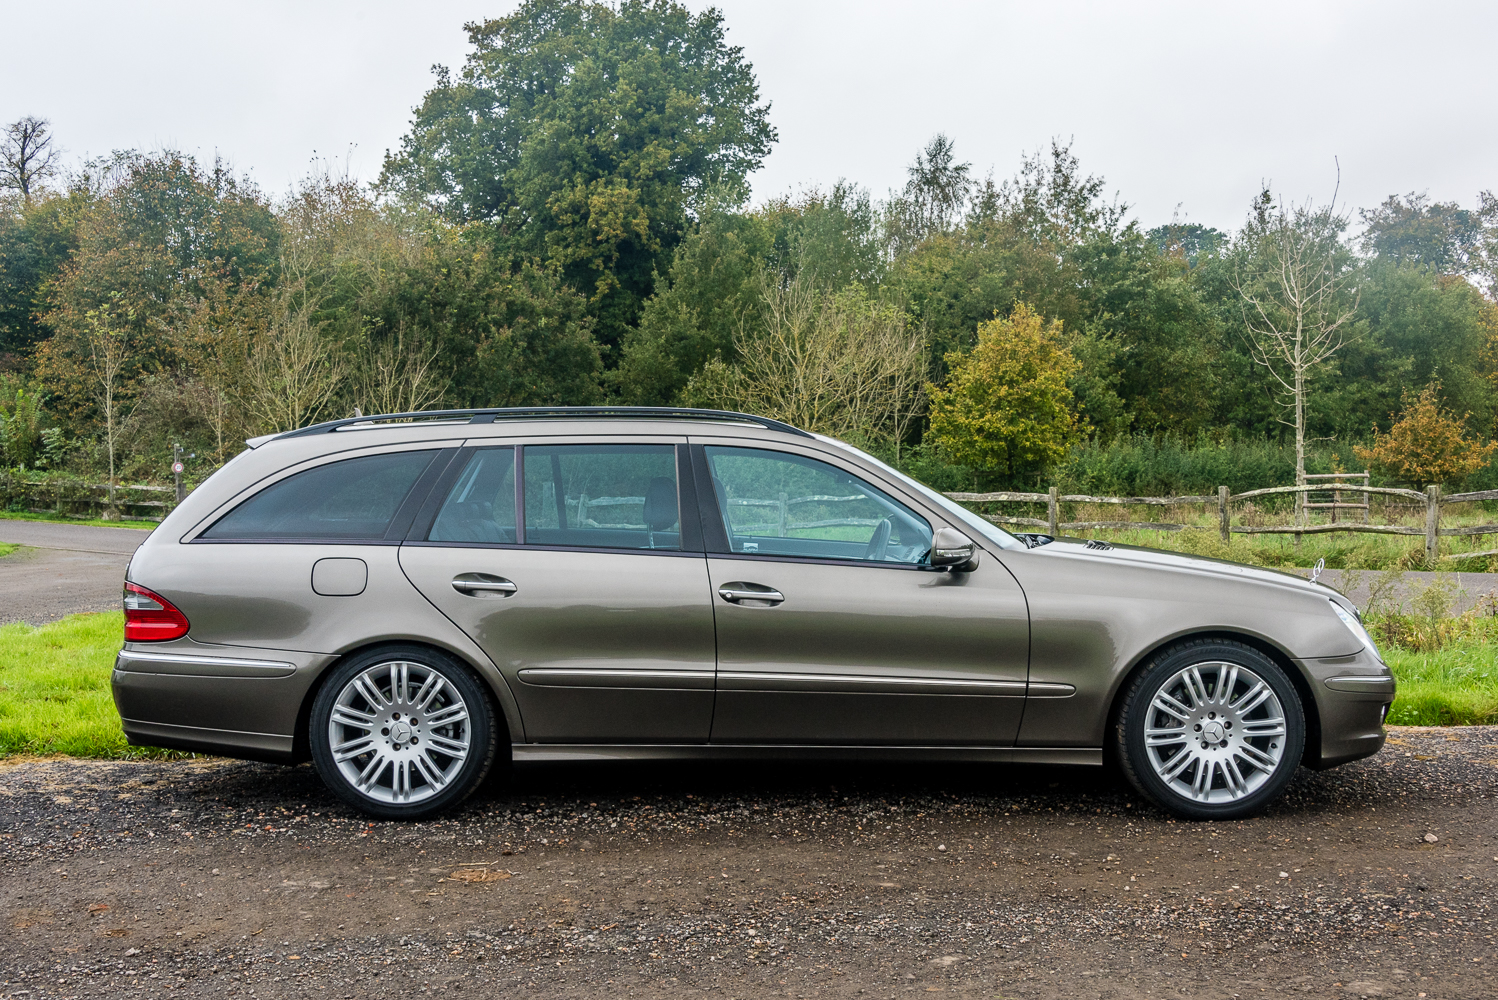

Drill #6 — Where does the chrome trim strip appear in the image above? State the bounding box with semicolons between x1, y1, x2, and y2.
1323;674;1397;694
115;649;297;678
714;671;1026;695
516;668;716;690
512;744;1101;765
1025;681;1077;698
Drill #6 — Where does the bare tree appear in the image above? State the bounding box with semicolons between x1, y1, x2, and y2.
350;320;446;417
1;117;60;205
689;275;926;450
242;288;345;433
1232;189;1360;528
82;306;130;519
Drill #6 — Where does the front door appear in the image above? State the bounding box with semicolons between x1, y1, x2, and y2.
696;443;1030;745
398;441;717;743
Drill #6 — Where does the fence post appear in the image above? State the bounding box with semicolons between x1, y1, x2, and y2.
1218;486;1230;543
1047;487;1059;536
1425;485;1441;564
777;492;788;537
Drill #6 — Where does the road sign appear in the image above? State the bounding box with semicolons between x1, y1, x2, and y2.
172;462;184;473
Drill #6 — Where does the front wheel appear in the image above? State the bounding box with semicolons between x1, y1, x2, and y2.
310;646;497;820
1116;640;1305;820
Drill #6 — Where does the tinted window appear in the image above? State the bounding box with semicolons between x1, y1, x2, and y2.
428;448;517;544
523;445;679;550
704;446;932;564
203;451;437;540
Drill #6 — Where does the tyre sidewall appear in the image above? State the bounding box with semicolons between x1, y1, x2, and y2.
1118;641;1305;821
310;645;496;821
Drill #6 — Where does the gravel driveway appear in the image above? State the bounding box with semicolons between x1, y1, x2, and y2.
3;728;1495;999
0;521;150;626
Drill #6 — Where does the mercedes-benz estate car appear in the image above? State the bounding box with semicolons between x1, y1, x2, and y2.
113;407;1393;820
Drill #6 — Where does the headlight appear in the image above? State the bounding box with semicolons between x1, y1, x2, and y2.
1330;599;1379;656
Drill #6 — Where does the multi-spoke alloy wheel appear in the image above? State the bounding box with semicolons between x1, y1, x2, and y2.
310;647;496;820
1117;640;1304;820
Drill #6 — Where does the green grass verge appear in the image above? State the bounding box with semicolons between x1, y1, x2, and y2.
1;610;1494;760
1383;642;1498;726
0;510;158;530
0;611;181;758
0;543;18;559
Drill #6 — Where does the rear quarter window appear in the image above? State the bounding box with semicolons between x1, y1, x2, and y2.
201;450;438;540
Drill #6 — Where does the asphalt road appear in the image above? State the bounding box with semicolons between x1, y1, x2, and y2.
2;726;1495;999
0;521;150;626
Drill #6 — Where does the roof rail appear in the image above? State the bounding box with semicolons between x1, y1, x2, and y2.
272;406;814;441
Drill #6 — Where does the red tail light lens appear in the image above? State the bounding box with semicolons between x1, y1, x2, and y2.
123;582;190;642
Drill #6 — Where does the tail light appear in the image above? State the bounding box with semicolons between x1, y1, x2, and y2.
123;582;190;642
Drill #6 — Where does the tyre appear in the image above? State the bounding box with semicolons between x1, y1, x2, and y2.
310;645;497;820
1115;639;1305;820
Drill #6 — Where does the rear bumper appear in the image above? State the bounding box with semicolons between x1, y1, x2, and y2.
112;642;335;762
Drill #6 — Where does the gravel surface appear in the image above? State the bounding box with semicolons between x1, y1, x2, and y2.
3;728;1496;999
0;521;149;626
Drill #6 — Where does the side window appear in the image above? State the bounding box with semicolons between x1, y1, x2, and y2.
428;448;516;544
523;444;680;550
202;450;438;540
704;446;933;564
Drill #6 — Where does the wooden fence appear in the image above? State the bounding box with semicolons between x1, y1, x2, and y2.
944;484;1498;562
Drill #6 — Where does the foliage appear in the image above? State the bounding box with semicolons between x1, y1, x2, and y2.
1354;383;1498;489
380;0;776;351
684;276;925;445
927;303;1083;480
0;376;45;466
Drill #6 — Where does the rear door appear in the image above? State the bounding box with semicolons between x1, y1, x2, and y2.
694;441;1030;746
397;439;718;743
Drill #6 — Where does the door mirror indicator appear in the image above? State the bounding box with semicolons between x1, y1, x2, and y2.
927;527;979;572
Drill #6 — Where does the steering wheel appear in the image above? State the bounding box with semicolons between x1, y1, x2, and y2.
864;517;893;562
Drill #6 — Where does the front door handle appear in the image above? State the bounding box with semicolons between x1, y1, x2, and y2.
718;582;784;606
452;573;518;597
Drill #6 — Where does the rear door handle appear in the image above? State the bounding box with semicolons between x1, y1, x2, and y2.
718;583;784;606
452;574;517;597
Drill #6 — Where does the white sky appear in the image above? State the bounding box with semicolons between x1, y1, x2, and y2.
4;0;1495;233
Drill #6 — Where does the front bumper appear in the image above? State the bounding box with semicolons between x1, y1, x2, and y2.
1297;645;1395;769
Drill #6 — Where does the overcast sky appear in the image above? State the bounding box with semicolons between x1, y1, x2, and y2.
5;0;1494;233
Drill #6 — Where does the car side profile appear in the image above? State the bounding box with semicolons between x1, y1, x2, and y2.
112;407;1394;821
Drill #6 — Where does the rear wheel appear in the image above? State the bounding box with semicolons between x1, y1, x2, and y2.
310;646;496;820
1116;639;1304;820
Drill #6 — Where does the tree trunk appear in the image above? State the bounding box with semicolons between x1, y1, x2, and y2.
1293;365;1305;551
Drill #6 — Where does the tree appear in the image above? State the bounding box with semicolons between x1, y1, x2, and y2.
1232;190;1359;525
1;117;59;205
1354;383;1498;490
380;0;776;352
885;135;972;256
81;303;131;518
1359;191;1496;282
926;302;1084;481
683;276;926;448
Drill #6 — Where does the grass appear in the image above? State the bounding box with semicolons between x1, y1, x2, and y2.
1383;642;1498;726
0;510;158;530
0;611;182;758
1;605;1495;760
0;543;18;559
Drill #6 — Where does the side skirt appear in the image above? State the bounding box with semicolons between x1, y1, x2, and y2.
511;744;1102;766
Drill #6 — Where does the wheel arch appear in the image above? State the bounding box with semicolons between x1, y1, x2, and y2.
290;638;521;763
1102;628;1321;771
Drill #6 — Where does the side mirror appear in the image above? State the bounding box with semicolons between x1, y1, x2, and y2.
927;527;979;573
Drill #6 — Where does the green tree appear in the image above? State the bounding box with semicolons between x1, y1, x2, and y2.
927;303;1085;482
1354;383;1498;490
380;0;776;354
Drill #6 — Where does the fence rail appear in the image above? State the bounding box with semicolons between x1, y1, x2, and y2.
943;480;1498;562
